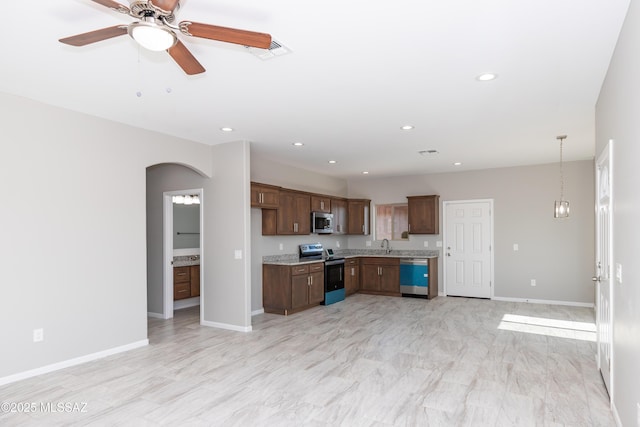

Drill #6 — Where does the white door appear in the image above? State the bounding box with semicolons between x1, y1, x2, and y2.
595;142;612;396
444;200;493;298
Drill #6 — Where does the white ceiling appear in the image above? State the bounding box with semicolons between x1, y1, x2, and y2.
1;0;630;178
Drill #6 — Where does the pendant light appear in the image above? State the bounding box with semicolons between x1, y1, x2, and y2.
554;135;570;218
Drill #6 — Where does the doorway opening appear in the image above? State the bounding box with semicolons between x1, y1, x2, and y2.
163;188;204;321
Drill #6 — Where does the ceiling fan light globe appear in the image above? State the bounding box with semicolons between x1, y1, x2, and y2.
129;22;177;51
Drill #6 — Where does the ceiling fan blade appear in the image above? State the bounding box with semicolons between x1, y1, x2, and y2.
150;0;180;13
90;0;130;14
59;25;128;47
180;22;272;49
168;40;206;75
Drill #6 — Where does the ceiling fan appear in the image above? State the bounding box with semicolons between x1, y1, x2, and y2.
59;0;272;75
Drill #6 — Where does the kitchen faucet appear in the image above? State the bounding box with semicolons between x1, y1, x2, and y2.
381;238;391;254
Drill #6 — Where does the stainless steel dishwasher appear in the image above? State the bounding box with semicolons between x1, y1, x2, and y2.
399;258;429;298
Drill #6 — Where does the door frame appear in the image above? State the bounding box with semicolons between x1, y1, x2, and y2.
595;141;614;400
163;188;204;320
442;199;495;298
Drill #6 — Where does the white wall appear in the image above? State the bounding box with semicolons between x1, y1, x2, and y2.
0;92;254;380
595;1;640;424
347;161;595;304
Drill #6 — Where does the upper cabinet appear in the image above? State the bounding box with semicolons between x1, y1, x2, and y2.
348;199;371;235
251;182;280;209
331;198;348;235
310;195;331;213
277;190;311;235
407;195;440;234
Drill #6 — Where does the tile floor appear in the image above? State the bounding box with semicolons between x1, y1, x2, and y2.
0;294;615;426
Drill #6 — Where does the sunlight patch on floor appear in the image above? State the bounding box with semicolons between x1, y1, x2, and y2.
498;314;596;342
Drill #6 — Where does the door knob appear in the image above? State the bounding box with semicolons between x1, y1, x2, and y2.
592;276;600;282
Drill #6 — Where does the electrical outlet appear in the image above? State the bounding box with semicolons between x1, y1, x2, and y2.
336;241;341;248
436;241;443;247
279;243;283;251
424;241;429;247
513;243;519;251
366;241;371;247
33;328;44;343
234;249;242;259
531;279;536;287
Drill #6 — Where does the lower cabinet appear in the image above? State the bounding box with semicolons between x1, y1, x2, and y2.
360;257;400;296
173;265;200;300
263;262;324;315
344;258;360;296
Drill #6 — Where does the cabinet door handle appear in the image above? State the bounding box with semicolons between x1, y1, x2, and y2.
351;267;355;276
408;224;411;232
176;273;187;276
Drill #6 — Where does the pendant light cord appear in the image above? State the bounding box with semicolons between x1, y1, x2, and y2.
557;135;567;201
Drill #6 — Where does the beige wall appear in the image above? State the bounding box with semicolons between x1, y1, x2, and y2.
347;161;596;304
596;1;640;424
0;93;252;380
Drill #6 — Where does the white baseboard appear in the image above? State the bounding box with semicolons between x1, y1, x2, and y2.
147;311;165;319
611;400;622;427
201;319;252;332
492;296;594;308
0;339;149;387
251;308;265;316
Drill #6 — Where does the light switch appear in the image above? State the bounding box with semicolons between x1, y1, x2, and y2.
234;250;242;259
616;263;622;283
279;243;283;251
424;241;429;247
513;244;519;251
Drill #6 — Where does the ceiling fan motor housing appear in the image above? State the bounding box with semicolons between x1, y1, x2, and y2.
129;1;179;24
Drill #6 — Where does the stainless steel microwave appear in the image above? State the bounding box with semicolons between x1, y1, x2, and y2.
311;212;334;234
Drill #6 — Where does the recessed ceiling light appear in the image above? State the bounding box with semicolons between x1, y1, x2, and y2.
362;171;369;175
220;127;234;132
328;160;337;164
401;125;414;130
476;73;497;81
292;142;304;147
453;162;462;166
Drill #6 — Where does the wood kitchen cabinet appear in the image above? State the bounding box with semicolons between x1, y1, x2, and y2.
347;199;370;235
359;257;400;296
251;182;280;209
407;195;440;234
331;198;348;235
277;190;311;235
263;262;325;315
344;258;360;296
173;265;200;300
311;195;331;213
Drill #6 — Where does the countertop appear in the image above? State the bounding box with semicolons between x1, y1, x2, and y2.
173;255;200;267
263;249;439;266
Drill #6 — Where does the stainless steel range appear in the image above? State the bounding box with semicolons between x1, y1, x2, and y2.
299;243;345;305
